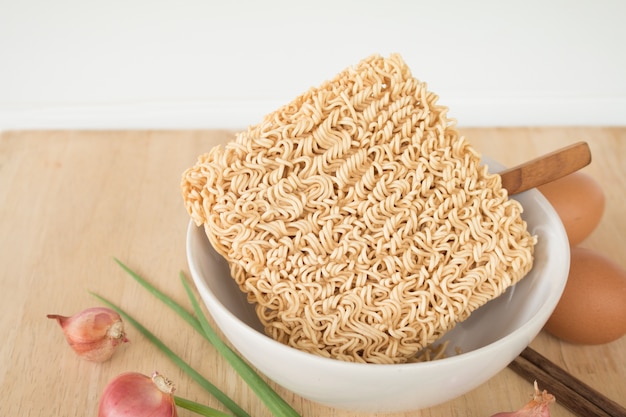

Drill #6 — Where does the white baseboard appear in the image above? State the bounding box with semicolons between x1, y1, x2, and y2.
1;97;625;131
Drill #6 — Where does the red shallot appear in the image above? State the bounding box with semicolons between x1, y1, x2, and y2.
47;306;128;362
491;381;555;417
98;371;178;417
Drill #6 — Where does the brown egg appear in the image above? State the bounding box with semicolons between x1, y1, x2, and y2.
538;171;605;246
544;247;626;344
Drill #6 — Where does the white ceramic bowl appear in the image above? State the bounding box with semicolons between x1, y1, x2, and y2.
186;171;569;413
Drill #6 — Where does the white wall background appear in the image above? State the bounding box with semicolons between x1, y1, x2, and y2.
1;0;625;130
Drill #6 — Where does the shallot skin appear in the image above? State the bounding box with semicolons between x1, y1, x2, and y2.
98;372;178;417
47;307;128;362
491;382;555;417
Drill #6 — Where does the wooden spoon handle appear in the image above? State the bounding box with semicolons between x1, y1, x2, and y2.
499;141;592;195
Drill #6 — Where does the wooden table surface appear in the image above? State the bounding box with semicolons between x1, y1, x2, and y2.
1;127;624;417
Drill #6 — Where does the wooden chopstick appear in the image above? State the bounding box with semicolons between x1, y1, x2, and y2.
498;141;591;195
508;347;626;417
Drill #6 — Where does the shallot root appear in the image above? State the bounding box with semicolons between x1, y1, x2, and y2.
490;381;555;417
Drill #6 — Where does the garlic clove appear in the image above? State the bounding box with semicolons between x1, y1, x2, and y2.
47;307;129;362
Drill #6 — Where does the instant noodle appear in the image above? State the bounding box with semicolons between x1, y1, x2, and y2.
181;54;535;364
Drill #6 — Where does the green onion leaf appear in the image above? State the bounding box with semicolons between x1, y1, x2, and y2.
180;273;301;417
113;258;203;334
91;292;250;417
174;396;234;417
112;258;301;417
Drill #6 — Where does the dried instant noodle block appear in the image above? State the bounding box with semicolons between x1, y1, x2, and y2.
181;54;536;364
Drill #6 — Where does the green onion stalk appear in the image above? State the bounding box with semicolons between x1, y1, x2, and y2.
92;258;301;417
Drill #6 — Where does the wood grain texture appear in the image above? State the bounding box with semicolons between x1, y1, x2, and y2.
1;128;624;417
